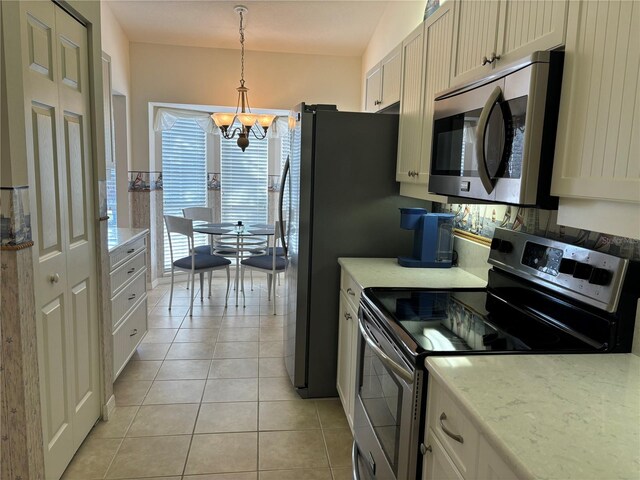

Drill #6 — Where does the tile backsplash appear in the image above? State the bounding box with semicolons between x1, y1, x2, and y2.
434;202;640;261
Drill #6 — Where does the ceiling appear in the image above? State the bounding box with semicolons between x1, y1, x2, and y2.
105;0;409;57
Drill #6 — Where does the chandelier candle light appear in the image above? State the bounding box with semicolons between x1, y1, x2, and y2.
211;5;275;151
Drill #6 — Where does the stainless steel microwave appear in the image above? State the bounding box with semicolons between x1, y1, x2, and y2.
429;51;563;207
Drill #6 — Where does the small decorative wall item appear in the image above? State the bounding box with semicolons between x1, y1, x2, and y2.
207;173;221;190
424;0;440;20
0;186;32;246
267;175;281;192
128;171;163;191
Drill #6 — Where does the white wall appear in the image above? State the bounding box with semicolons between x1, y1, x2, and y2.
130;42;362;171
100;2;130;96
101;2;132;226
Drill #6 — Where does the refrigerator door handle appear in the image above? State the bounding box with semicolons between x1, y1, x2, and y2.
278;155;290;255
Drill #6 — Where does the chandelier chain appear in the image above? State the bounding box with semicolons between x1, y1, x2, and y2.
239;9;245;87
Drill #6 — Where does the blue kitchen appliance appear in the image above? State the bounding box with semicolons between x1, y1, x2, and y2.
398;208;455;268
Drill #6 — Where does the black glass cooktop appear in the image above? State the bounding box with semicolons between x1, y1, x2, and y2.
364;288;599;354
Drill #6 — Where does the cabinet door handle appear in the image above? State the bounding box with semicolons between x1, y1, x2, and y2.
128;293;136;301
490;52;501;64
374;100;381;106
346;288;355;296
344;312;352;321
439;412;464;444
420;443;432;455
127;268;136;274
129;328;138;337
127;248;135;254
48;273;60;284
481;55;491;66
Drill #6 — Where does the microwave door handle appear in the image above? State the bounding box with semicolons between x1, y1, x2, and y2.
475;85;503;194
358;316;414;383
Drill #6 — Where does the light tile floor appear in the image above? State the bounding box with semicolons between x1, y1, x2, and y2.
62;277;352;480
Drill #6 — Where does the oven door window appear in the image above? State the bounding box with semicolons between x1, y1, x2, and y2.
359;339;403;475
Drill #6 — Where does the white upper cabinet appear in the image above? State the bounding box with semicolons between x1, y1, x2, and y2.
365;63;382;113
552;0;639;239
496;0;569;66
451;0;568;86
396;3;452;203
380;45;402;110
365;44;402;112
397;23;426;183
420;2;455;191
552;0;640;205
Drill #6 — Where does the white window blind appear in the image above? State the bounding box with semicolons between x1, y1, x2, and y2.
220;135;268;225
162;118;207;271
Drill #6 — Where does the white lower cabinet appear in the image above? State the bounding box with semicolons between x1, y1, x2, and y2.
110;234;149;379
423;379;518;480
336;267;362;432
423;429;464;480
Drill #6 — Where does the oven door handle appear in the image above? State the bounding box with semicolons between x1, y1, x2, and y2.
358;316;414;383
352;441;361;480
475;85;503;195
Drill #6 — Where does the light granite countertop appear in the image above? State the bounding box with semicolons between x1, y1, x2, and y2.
107;227;149;252
426;354;640;480
337;257;487;289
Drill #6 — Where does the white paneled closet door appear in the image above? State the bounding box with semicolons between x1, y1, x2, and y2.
20;2;100;479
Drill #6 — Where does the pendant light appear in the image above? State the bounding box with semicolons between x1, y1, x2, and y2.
211;5;275;151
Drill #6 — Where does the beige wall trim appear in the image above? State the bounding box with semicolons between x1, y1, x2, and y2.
0;241;34;251
0;249;45;480
454;229;492;247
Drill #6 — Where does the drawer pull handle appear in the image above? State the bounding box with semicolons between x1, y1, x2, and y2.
439;412;464;444
128;294;136;301
344;312;352;321
130;329;138;337
127;248;135;254
127;268;136;274
346;288;355;296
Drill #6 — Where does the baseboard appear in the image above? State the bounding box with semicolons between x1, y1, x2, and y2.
103;395;116;420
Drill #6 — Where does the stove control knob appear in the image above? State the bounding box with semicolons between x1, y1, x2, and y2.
498;240;513;253
589;268;611;286
559;258;577;274
490;238;502;250
573;262;594;280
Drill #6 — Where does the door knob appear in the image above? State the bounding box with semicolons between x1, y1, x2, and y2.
48;273;60;284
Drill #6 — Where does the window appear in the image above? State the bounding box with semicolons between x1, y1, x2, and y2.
162;118;207;271
220;135;269;225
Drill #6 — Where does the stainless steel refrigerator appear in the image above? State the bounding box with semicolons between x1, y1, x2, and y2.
279;103;428;398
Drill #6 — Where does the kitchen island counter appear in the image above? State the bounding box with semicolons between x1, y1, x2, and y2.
337;257;486;289
426;354;640;480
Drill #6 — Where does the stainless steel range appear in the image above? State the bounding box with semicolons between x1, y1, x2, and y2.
352;228;639;480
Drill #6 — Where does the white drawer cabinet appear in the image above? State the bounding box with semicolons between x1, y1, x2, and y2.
423;379;518;480
109;233;148;379
336;267;362;432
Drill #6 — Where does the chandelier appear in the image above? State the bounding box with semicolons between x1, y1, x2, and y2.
211;5;275;152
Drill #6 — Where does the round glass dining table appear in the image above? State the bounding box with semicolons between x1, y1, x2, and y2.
193;222;275;306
